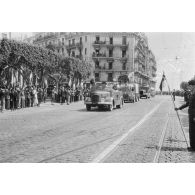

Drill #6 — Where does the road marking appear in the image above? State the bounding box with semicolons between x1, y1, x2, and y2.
153;109;171;163
91;100;165;163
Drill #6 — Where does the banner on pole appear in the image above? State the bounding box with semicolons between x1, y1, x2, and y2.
159;72;166;91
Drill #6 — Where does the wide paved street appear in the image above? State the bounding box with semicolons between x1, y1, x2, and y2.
0;95;194;163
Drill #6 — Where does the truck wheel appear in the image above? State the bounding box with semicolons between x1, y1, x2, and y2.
86;105;91;111
108;104;113;111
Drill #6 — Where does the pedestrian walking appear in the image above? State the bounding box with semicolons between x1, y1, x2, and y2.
175;79;195;149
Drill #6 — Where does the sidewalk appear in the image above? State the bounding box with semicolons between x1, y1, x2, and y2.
0;100;84;117
158;96;195;163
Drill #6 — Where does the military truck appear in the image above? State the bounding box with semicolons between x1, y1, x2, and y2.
84;82;124;111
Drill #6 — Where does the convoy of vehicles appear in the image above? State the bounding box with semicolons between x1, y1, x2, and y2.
119;83;140;103
84;81;156;110
84;83;124;111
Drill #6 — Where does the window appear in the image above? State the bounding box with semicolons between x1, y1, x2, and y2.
69;40;71;46
95;73;100;81
62;38;65;45
122;36;127;45
122;63;126;70
85;48;87;55
122;50;126;57
80;37;82;44
109;49;113;57
85;36;87;42
72;39;75;45
62;48;64;54
109;62;113;70
95;61;99;68
110;37;113;44
95;49;100;55
108;73;113;82
72;51;75;57
96;36;100;42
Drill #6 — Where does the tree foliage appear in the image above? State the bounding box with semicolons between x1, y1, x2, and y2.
0;39;92;87
180;81;189;91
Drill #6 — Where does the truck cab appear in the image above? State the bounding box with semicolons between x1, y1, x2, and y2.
140;87;151;99
84;82;124;111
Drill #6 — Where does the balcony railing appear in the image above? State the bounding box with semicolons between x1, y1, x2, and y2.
93;41;128;49
66;42;83;50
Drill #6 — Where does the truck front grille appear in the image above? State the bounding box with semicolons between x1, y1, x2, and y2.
91;95;100;103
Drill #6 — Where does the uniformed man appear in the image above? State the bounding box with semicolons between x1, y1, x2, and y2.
175;79;195;149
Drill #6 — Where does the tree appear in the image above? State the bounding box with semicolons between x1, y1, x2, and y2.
180;81;188;91
0;38;59;86
0;39;92;88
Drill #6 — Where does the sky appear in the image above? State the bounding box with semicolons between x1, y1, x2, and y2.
146;32;195;90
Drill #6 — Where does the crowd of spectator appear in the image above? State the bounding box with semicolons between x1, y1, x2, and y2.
0;84;89;113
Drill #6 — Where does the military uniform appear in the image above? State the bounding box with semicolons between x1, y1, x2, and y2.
178;80;195;149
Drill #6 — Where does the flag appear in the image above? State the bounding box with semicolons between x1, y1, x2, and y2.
159;72;166;91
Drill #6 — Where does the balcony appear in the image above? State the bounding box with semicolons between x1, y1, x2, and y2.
92;41;128;49
66;43;76;50
120;56;128;62
66;42;83;50
92;53;114;61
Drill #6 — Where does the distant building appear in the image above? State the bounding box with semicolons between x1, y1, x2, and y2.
24;32;157;88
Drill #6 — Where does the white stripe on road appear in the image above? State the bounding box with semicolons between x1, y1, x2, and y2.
91;100;165;163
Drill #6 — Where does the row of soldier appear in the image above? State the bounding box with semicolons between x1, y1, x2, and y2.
0;85;90;112
0;85;46;112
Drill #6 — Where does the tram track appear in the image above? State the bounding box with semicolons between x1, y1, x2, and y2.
153;108;171;163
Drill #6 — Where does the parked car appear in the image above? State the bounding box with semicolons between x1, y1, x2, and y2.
84;83;124;111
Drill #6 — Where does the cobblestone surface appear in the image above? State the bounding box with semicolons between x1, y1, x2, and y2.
2;96;193;163
0;96;167;163
158;97;195;163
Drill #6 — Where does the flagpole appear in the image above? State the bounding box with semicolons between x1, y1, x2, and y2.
164;73;189;148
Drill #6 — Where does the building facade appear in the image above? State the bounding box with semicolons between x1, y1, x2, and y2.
25;32;157;89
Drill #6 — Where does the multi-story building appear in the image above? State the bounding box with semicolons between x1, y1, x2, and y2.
26;32;157;88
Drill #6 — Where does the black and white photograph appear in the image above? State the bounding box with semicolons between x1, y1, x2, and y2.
0;32;195;163
1;0;195;195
